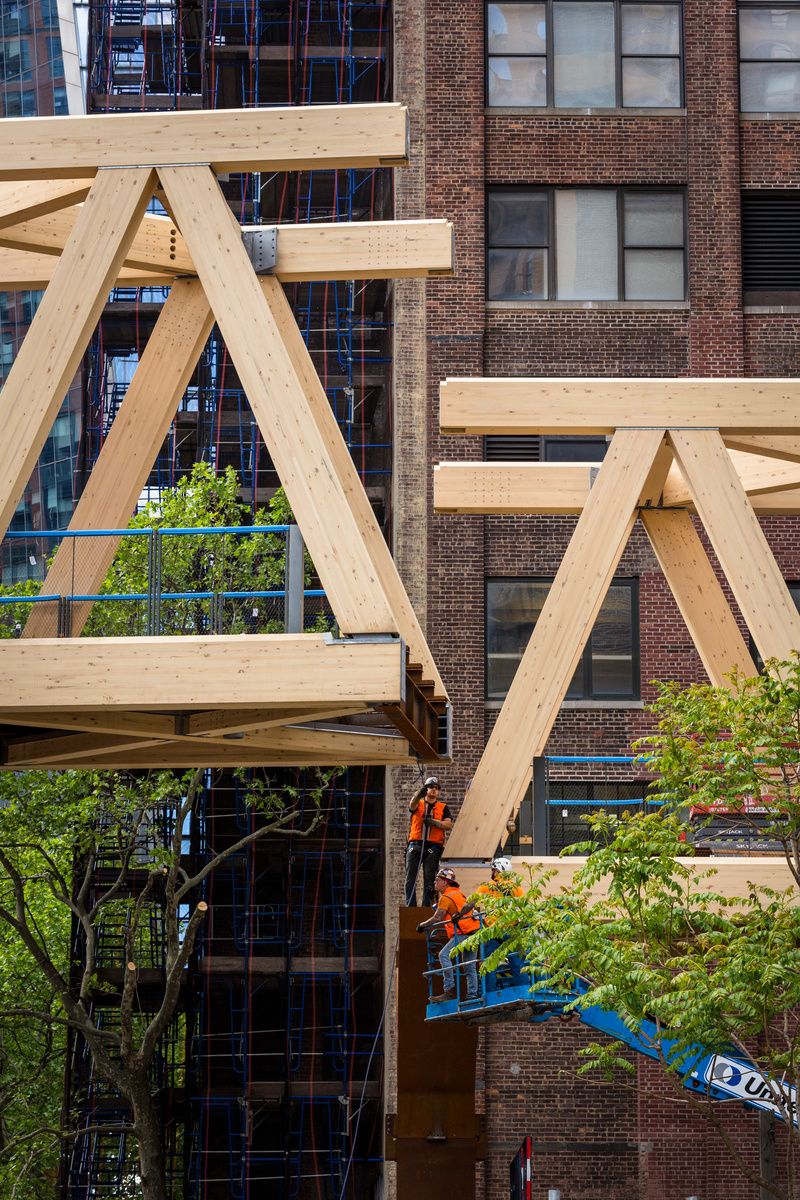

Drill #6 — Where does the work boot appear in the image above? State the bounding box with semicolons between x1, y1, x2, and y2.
430;991;455;1004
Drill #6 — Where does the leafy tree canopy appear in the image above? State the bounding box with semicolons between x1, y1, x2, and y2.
468;660;800;1197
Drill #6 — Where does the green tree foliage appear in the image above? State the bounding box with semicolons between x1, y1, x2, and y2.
0;465;330;1196
0;767;330;1200
85;463;315;636
468;660;800;1198
0;464;328;638
638;654;800;886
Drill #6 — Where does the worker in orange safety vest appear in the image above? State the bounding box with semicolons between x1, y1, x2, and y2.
416;867;480;1003
472;857;524;916
404;776;453;907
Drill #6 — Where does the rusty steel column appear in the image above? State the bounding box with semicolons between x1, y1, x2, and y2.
386;907;484;1197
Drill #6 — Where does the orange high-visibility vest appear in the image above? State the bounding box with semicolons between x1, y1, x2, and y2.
408;799;448;844
439;886;480;939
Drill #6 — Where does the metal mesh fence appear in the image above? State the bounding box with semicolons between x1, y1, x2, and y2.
506;756;655;856
0;524;334;638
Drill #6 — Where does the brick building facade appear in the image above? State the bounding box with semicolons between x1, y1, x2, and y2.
390;0;800;1196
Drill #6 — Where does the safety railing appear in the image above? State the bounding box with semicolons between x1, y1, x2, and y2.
0;523;334;638
422;916;496;1012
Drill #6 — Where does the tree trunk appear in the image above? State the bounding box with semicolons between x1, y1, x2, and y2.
128;1073;167;1200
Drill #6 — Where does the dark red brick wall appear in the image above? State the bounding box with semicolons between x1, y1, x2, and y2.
416;0;800;1196
486;115;686;183
741;122;800;186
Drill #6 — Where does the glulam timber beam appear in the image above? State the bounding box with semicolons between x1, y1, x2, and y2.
433;462;800;516
271;218;454;281
256;268;446;695
0;248;171;289
0;209;194;274
2;724;413;768
639;509;756;685
160;164;400;638
669;430;800;664
440;377;800;435
454;858;797;902
0;703;369;740
0;104;409;180
434;462;593;514
0;168;155;543
0;178;91;227
444;429;669;860
0;634;406;711
723;435;800;463
662;451;800;505
186;705;368;737
1;745;413;769
0;216;454;285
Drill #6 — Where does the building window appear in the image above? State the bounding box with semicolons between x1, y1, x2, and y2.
739;2;800;112
487;187;686;301
486;577;639;700
0;36;32;81
742;191;800;303
2;86;37;116
486;1;683;108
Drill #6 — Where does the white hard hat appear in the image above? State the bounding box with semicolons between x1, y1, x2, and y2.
491;856;512;873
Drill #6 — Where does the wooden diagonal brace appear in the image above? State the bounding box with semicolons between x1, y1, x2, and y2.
158;164;400;639
669;430;800;664
444;429;668;861
0;167;155;542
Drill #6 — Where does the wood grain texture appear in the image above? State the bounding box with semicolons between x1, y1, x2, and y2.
159;164;399;638
440;377;800;435
444;428;667;860
0;178;91;227
0;247;172;289
455;857;796;902
22;279;215;639
0;635;405;709
640;508;757;686
257;272;446;694
0;215;452;282
433;463;592;514
669;430;800;663
0;167;155;541
4;723;412;767
662;449;800;505
0;104;409;179
723;435;800;463
0;207;193;273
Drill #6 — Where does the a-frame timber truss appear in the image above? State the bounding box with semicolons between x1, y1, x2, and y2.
0;105;452;770
436;376;800;860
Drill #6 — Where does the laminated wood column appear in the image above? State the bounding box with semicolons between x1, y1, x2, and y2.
445;428;668;861
158;164;398;637
259;274;444;691
0;166;155;540
640;508;756;686
670;429;800;664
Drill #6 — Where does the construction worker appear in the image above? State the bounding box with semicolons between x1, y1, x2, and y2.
404;776;453;907
473;857;524;908
416;867;480;1003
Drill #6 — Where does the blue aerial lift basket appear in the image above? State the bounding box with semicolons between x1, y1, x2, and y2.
423;932;797;1125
